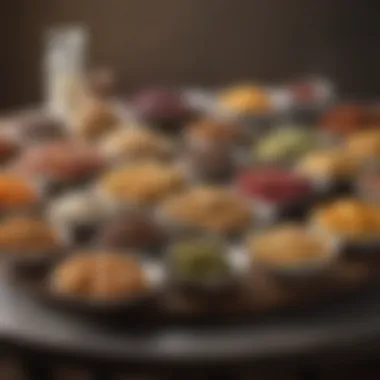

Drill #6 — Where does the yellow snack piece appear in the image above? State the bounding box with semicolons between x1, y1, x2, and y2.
51;252;148;300
162;186;252;234
100;162;185;206
297;149;359;180
345;130;380;162
248;225;331;268
313;199;380;240
220;85;272;115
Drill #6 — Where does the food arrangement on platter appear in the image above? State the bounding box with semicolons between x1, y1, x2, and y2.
3;77;380;321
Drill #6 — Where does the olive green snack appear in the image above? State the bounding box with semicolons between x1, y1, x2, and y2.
255;127;317;162
170;240;230;283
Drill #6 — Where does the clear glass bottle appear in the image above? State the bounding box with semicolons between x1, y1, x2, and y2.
44;26;88;121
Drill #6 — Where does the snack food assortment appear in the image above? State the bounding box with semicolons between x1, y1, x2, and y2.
247;224;335;272
50;252;149;300
344;130;380;162
184;144;237;183
16;110;67;142
321;103;370;135
254;127;318;163
100;127;174;163
237;168;313;205
186;118;246;147
18;141;104;178
169;239;231;284
219;84;272;115
1;78;380;316
0;134;20;163
131;88;196;133
99;161;185;207
161;187;252;235
296;148;360;181
0;173;40;210
0;216;63;255
72;98;120;141
98;211;167;251
312;199;380;241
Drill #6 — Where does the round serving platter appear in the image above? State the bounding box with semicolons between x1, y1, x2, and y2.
2;84;380;365
1;263;380;366
6;249;380;326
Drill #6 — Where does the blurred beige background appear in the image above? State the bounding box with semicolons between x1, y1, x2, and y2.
0;0;379;110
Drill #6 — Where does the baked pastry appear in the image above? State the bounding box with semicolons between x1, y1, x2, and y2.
219;85;272;115
100;128;173;162
161;187;252;235
0;216;61;254
74;99;120;141
296;149;359;180
247;224;333;269
50;252;149;300
312;199;380;240
100;162;185;206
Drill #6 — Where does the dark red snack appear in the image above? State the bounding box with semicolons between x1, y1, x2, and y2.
321;104;368;135
98;211;167;251
0;136;20;163
15;141;105;183
131;88;195;132
237;168;313;205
